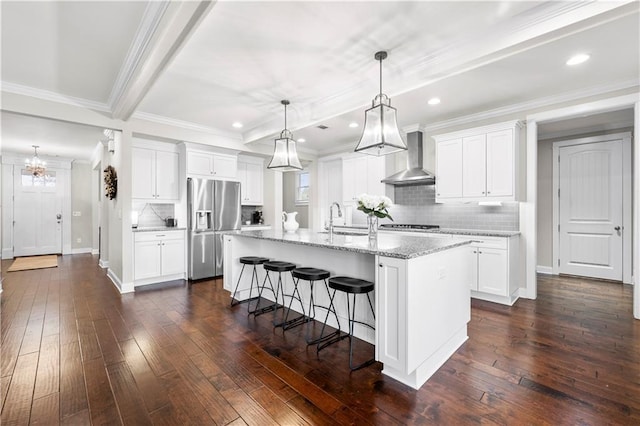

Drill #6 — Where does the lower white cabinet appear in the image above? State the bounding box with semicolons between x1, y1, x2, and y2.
134;230;185;283
467;236;519;305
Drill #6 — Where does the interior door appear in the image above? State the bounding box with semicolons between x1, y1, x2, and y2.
14;168;63;256
559;139;623;280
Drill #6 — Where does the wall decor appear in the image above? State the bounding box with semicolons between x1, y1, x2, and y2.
104;165;117;200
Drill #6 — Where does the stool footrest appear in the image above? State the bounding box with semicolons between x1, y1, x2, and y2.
316;332;349;352
274;314;311;330
230;296;259;307
306;329;341;346
250;301;282;317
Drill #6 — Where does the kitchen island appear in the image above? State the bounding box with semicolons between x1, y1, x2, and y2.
223;229;472;389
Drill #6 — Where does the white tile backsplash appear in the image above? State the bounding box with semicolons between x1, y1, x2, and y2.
391;186;519;231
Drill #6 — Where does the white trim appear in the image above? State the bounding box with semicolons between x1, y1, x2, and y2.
432;120;523;142
107;2;170;109
133;273;185;287
424;81;638;134
91;249;99;255
634;101;640;320
133;111;241;140
0;81;110;112
525;93;639;313
99;259;109;269
536;266;553;275
71;248;93;255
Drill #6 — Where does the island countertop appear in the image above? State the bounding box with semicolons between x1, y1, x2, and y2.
230;228;470;260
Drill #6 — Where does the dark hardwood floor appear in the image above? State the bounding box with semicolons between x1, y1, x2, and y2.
1;254;639;425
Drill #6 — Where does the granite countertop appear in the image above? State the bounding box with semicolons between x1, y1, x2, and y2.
241;224;271;228
132;227;187;232
227;229;471;260
378;227;520;238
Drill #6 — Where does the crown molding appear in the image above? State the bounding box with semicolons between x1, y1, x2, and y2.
131;111;241;140
107;1;170;111
1;82;111;113
423;79;639;134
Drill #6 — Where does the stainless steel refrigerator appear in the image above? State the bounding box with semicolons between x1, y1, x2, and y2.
188;178;241;279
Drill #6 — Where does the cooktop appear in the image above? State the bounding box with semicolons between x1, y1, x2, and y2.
379;224;440;230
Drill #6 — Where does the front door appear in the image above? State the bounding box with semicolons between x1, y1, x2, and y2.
14;168;63;256
558;139;623;280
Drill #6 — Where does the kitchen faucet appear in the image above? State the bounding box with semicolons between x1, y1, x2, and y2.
328;202;342;237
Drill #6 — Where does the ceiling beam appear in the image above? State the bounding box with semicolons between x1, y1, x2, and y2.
109;0;215;121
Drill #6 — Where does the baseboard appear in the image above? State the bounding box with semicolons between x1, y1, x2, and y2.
2;248;13;260
536;265;553;275
91;249;99;255
98;259;109;269
106;269;134;294
71;247;93;255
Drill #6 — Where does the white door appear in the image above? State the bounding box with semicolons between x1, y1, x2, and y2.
14;168;63;256
559;140;623;280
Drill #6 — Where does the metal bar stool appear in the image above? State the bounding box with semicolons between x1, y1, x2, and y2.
260;260;300;326
248;260;291;317
291;267;341;344
318;276;376;371
230;256;269;310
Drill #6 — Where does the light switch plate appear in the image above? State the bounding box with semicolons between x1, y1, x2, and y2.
72;211;82;217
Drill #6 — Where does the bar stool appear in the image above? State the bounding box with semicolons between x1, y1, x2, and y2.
318;276;376;371
248;260;291;317
230;256;269;310
291;267;341;344
261;261;299;325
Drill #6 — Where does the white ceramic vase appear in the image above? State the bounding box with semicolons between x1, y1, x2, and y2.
282;211;299;232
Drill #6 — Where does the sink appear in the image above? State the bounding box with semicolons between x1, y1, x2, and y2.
318;230;367;236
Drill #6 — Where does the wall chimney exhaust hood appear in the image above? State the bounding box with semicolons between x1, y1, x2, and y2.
381;130;435;186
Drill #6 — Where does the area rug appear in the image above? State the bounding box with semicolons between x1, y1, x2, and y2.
7;255;58;272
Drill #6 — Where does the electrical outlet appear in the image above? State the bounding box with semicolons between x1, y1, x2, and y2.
76;238;81;243
73;211;81;217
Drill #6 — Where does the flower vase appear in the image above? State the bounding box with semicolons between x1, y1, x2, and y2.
367;214;378;240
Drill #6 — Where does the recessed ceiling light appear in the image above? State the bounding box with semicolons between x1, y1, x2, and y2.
232;122;243;128
428;98;441;105
349;122;359;128
297;138;306;143
566;54;590;66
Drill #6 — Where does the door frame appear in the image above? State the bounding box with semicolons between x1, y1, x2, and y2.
524;93;639;320
551;132;632;282
1;153;72;259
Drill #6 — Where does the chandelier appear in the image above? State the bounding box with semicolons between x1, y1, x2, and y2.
267;100;302;171
354;51;407;156
25;145;46;177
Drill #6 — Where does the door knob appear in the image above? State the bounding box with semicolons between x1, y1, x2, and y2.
614;226;621;232
56;213;62;219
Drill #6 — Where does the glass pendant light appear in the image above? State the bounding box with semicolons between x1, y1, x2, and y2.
268;100;303;171
25;145;46;177
354;51;407;156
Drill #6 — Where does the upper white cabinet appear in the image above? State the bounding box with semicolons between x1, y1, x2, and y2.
434;138;463;199
132;142;179;201
186;150;237;179
434;121;522;203
342;155;385;203
237;156;264;205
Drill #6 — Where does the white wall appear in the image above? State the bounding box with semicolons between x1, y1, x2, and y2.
71;162;93;251
283;172;308;228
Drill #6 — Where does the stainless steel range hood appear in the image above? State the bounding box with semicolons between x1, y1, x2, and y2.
381;130;435;186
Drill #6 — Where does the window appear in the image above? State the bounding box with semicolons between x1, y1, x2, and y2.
295;170;310;204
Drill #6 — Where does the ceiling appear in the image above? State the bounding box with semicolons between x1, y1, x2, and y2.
1;1;638;160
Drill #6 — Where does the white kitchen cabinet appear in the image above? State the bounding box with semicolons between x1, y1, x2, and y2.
134;230;185;284
462;134;487;198
435;138;463;199
434;121;522;203
187;150;237;179
237;156;264;205
342;155;385;202
132;147;179;200
467;235;519;305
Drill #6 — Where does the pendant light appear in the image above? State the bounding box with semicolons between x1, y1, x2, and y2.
354;51;407;156
268;100;303;171
25;145;46;177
